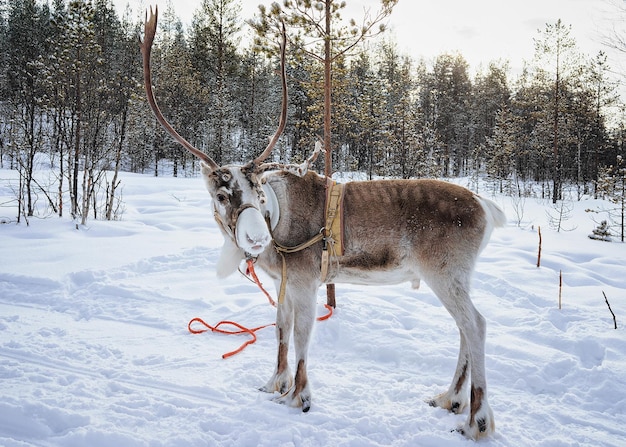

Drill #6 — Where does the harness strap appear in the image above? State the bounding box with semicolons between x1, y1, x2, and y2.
321;179;344;283
271;231;325;304
325;180;344;247
217;177;345;305
213;203;258;245
273;231;325;254
320;251;330;284
214;210;234;241
269;179;345;296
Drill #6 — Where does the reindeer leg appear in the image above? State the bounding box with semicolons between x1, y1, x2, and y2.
456;308;495;440
260;287;294;395
428;331;470;414
428;275;495;440
274;283;317;412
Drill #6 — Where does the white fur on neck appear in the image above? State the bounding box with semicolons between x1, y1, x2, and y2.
216;237;244;278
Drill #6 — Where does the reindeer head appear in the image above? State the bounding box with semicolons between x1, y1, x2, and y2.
201;163;273;256
140;6;291;259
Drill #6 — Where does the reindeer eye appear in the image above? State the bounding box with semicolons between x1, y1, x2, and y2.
216;193;227;203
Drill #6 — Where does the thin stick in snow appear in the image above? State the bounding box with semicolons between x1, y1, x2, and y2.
558;270;562;310
537;226;542;268
602;290;618;329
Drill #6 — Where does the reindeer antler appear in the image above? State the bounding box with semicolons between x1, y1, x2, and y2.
258;141;324;177
140;6;219;170
253;22;288;166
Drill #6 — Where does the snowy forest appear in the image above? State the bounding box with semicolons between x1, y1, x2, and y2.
1;0;625;226
2;3;626;444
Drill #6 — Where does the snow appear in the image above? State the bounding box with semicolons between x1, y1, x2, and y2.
1;166;625;447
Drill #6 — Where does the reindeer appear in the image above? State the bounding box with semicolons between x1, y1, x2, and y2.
141;7;506;440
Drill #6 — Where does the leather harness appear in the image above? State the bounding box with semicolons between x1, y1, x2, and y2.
320;178;344;282
271;177;344;303
216;177;346;304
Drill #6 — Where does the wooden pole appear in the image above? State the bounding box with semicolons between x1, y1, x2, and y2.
323;0;336;308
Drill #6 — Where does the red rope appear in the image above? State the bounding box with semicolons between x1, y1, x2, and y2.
188;258;334;358
188;318;275;359
245;259;276;307
317;304;333;321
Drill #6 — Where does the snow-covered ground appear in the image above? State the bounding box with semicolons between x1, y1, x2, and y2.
1;166;625;447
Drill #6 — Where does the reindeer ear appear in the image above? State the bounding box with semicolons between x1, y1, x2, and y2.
200;163;215;193
200;161;214;177
216;238;244;278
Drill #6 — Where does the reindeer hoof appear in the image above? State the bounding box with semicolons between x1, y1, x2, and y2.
301;395;311;412
454;408;495;440
455;420;490;440
271;387;312;413
260;372;293;395
259;382;290;394
427;392;468;415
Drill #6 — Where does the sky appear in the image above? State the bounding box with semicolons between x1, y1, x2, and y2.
115;0;624;77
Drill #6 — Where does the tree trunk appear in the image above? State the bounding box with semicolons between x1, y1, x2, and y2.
324;0;335;309
552;48;561;204
106;108;127;220
72;65;81;218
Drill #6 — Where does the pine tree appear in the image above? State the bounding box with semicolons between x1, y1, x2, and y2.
46;0;101;220
251;0;398;177
581;52;617;196
235;47;282;162
419;53;472;177
470;61;511;175
37;0;129;223
532;19;581;204
594;155;626;242
4;0;52;219
343;49;385;178
189;0;242;164
281;49;317;163
485;106;517;194
588;220;611;241
103;2;142;220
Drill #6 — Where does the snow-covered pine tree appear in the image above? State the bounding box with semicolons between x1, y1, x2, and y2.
588;220;612;241
485;105;517;194
593;155;625;242
189;0;242;165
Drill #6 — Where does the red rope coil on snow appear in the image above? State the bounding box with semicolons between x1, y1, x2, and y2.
188;259;333;358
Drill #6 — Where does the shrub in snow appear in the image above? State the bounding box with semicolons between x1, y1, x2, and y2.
588;220;612;242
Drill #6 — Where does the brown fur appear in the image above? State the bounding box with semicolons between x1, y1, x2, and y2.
455;362;469;394
258;172;487;286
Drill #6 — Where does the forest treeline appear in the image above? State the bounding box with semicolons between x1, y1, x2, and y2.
1;0;625;224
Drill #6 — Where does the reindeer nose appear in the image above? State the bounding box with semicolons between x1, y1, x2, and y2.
236;207;272;255
247;232;271;250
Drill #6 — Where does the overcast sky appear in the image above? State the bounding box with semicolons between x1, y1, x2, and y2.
116;0;624;76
